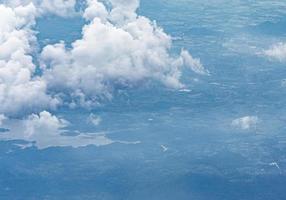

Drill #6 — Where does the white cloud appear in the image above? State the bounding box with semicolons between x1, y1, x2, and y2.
38;0;76;17
108;0;139;24
0;111;69;147
40;0;208;108
0;3;59;116
24;110;68;138
231;116;259;130
20;111;115;149
0;0;207;148
83;0;108;21
0;0;207;114
264;42;286;62
2;0;76;17
180;50;209;75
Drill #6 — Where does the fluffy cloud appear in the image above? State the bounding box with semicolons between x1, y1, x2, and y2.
24;110;68;138
0;0;207;147
40;0;208;108
0;0;210;115
0;0;207;114
83;0;108;21
231;116;259;130
264;42;286;62
0;3;59;115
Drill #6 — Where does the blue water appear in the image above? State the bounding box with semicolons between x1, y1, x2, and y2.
1;0;286;199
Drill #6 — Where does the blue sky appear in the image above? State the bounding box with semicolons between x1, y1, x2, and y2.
0;0;286;199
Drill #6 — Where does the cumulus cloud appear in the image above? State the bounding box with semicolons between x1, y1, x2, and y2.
24;110;68;138
0;0;207;114
83;0;108;21
0;0;207;148
40;0;208;108
231;116;259;130
264;42;286;62
0;3;59;115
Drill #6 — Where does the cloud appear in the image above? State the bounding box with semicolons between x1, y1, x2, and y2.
0;114;6;126
0;111;140;149
40;0;208;108
83;0;108;21
180;50;209;75
24;110;68;138
0;111;69;148
0;0;207;148
231;116;259;130
0;0;207;114
2;0;76;17
0;3;59;116
264;42;286;62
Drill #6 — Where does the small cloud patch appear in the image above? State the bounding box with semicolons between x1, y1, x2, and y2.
231;116;259;130
264;42;286;62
